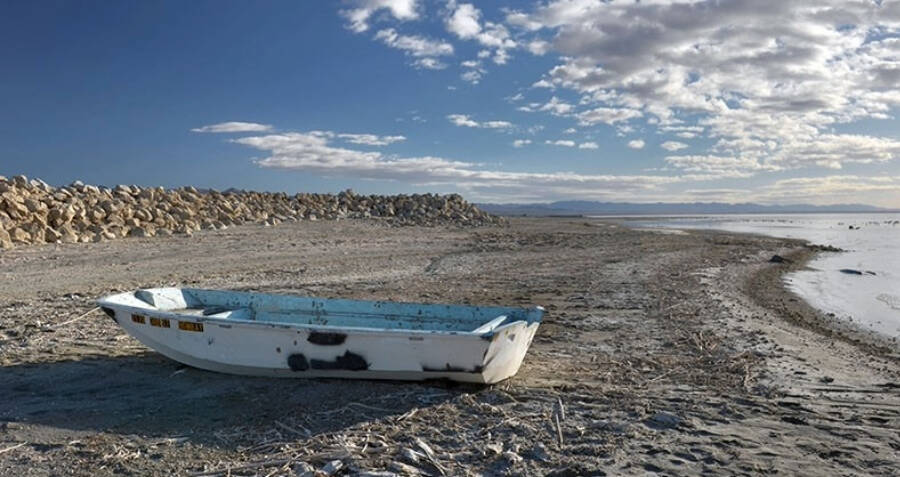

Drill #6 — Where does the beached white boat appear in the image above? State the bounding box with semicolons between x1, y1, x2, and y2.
98;288;543;383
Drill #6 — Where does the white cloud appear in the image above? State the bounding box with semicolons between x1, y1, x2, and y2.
447;114;513;129
483;120;514;129
374;28;453;57
444;2;517;68
538;96;575;116
459;58;487;83
413;58;447;70
336;133;406;146
661;141;689;152
493;48;511;65
576;107;642;126
527;40;550;56
342;0;419;33
672;133;900;174
563;128;577;134
683;176;900;207
661;125;704;135
545;139;576;147
512;139;532;148
447;114;479;128
230;129;705;202
461;69;483;84
213;126;897;204
761;176;900;205
775;134;900;169
191;122;273;133
665;155;781;175
445;3;481;39
320;3;900;205
506;0;900;172
579;142;599;150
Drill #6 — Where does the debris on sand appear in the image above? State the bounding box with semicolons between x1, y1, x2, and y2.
769;254;792;264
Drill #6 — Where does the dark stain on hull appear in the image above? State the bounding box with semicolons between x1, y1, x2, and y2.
311;351;368;371
423;363;468;373
287;353;309;371
307;331;347;346
422;363;485;374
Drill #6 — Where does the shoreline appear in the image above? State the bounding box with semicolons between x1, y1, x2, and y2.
2;217;899;475
747;245;900;358
616;212;900;357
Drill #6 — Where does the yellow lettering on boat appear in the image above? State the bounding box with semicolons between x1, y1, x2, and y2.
178;321;204;332
131;314;146;324
150;317;170;328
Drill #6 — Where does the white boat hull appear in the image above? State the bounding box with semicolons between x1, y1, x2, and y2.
98;288;542;384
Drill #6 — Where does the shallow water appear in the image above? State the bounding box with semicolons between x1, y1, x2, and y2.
627;214;900;339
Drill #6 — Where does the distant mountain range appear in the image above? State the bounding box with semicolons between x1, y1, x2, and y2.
477;201;898;216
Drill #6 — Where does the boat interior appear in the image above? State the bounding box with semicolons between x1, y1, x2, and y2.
109;288;543;333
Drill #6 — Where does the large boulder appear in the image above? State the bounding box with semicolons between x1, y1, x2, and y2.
0;228;13;250
10;227;31;244
45;227;63;243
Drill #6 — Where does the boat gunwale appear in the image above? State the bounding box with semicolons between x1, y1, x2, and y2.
98;292;544;339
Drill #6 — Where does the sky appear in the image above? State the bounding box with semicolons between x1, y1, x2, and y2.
2;0;900;207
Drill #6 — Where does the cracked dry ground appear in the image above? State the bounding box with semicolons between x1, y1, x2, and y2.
1;218;898;476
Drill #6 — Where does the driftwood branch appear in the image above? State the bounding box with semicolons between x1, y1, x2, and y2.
0;442;27;454
53;307;100;329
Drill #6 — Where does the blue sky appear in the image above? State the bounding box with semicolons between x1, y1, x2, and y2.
2;1;900;206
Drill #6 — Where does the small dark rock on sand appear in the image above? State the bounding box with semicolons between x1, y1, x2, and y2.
644;412;681;430
839;269;876;276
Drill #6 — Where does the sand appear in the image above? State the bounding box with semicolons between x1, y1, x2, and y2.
1;218;898;476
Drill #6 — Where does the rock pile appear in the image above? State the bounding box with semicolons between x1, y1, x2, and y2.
0;175;502;250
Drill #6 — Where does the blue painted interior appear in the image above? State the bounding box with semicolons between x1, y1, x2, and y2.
155;288;543;332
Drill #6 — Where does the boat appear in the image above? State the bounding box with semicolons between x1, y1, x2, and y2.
97;287;543;383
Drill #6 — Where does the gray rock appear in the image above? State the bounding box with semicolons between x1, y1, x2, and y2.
129;227;153;238
320;460;343;476
503;451;524;463
293;461;314;476
645;411;681;430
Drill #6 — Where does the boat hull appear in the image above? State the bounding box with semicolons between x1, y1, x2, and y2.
98;289;542;384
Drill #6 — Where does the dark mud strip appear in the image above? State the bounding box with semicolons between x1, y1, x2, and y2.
747;246;900;359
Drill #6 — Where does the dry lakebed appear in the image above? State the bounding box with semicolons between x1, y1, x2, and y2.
1;217;899;476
